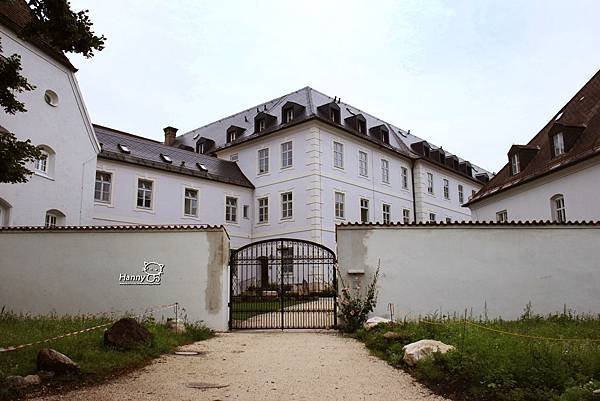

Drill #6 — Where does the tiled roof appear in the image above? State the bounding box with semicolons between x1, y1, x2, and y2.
0;224;226;232
0;0;76;71
467;69;600;206
179;87;492;183
337;220;600;228
94;125;254;188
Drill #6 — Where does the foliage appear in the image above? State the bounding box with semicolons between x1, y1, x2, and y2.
353;311;600;401
0;43;35;114
0;130;44;183
0;311;212;398
337;262;380;333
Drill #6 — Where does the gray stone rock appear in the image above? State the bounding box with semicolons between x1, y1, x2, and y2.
37;348;80;373
5;375;26;389
104;318;152;349
23;375;41;386
383;331;402;340
402;340;455;366
37;370;55;380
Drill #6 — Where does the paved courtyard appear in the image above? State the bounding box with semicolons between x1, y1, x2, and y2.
31;331;448;401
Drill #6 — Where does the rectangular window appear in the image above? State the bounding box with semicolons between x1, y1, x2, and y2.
225;196;238;223
445;217;452;223
401;167;408;189
381;159;390;183
45;213;57;228
402;208;410;224
284;108;294;123
35;152;48;173
554;196;566;223
429;212;436;223
258;148;269;174
458;184;464;204
257;119;266;133
281;192;293;219
335;192;345;219
137;179;153;209
243;205;249;219
281;141;293;169
359;151;368;177
427;172;434;194
443;179;450;199
496;210;508;223
258;197;269;223
184;188;198;216
333;142;344;169
230;153;239;162
95;172;112;203
360;198;369;223
553;133;565;156
382;204;391;224
511;154;520;175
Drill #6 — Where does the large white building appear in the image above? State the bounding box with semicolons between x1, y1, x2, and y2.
0;1;99;227
467;70;600;223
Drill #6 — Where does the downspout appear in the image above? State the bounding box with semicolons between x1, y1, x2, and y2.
410;158;417;223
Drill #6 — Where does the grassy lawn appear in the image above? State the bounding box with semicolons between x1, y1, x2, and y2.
354;313;600;401
231;298;308;320
0;311;212;399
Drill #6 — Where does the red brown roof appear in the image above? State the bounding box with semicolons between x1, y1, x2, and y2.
466;69;600;206
0;0;76;71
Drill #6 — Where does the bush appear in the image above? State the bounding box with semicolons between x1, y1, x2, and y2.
337;263;380;333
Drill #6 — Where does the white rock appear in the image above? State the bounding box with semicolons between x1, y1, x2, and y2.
364;316;391;329
23;375;41;386
402;340;455;366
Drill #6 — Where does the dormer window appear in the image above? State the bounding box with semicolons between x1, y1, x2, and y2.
381;129;389;144
369;125;390;144
160;154;172;163
117;144;130;154
227;130;238;142
258;119;266;132
553;132;565;156
317;101;340;124
511;153;520;175
357;119;366;134
284;108;294;123
198;143;205;154
330;108;340;123
196;162;208;172
254;112;277;133
344;114;366;135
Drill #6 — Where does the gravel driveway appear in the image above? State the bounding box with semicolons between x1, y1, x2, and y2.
31;331;448;401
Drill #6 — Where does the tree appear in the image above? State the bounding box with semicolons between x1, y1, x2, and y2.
0;0;105;183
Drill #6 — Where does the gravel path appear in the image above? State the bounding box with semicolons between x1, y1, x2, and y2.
31;331;448;401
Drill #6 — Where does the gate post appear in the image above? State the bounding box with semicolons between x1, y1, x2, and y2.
280;239;284;331
333;260;338;329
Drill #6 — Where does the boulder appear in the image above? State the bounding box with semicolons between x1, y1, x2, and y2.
402;340;455;366
23;375;41;386
166;319;186;334
37;370;55;380
37;348;80;373
364;316;391;329
4;375;26;389
104;318;152;349
383;331;402;340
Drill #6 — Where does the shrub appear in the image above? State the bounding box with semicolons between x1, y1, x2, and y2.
337;263;380;333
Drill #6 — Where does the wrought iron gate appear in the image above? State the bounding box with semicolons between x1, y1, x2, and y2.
229;238;337;330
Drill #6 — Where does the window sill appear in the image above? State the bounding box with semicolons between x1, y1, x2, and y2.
134;207;155;214
279;218;295;224
33;171;54;181
256;222;271;227
225;221;240;227
257;172;271;177
182;215;202;221
280;166;294;171
95;201;114;208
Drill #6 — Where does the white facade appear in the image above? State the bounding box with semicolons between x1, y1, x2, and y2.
0;25;99;226
469;157;600;223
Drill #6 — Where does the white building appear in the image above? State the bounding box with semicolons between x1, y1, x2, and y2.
467;70;600;223
0;2;99;227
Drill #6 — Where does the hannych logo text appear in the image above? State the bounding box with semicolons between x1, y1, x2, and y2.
119;261;165;285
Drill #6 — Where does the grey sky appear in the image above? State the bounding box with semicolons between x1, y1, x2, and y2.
68;0;600;172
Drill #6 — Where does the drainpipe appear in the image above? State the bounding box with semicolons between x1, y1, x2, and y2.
410;158;417;223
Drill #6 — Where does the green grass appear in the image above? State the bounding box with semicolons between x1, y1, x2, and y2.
354;313;600;401
230;298;307;320
0;311;212;398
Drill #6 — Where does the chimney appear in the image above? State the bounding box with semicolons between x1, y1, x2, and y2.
163;126;178;146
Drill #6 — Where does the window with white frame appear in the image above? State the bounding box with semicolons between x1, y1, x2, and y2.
402;208;410;224
360;198;369;223
553;132;565;156
243;205;249;219
381;159;390;183
281;192;293;219
225;196;238;223
511;153;520;175
551;194;566;223
427;172;434;194
401;167;408;189
136;179;153;209
258;197;269;223
35;150;48;173
429;212;436;222
184;188;198;217
496;210;508;222
359;151;368;177
443;178;450;199
458;184;464;204
333;142;344;169
382;203;391;224
230;153;239;162
281;141;293;169
45;212;57;227
94;171;112;203
284;108;294;123
335;192;345;219
258;148;269;174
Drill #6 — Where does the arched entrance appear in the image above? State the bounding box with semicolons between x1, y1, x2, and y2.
229;238;337;330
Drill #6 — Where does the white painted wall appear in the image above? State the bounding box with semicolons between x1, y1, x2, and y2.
469;157;600;222
0;227;230;331
337;225;600;320
0;26;99;226
93;159;253;249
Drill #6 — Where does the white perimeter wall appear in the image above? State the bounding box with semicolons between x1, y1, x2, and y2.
0;228;230;331
337;225;600;320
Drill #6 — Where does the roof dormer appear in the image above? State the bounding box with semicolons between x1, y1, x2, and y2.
196;137;216;154
369;124;390;144
507;145;539;176
254;112;277;134
458;160;472;176
445;154;460;170
430;148;446;164
410;141;431;157
475;173;490;183
226;125;246;143
344;114;367;135
317;101;341;124
547;123;585;158
281;101;306;124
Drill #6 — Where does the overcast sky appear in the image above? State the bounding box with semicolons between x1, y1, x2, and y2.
68;0;600;172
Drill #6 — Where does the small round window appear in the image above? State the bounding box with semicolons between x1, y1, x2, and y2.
44;90;59;107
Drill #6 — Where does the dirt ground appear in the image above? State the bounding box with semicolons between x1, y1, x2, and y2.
30;331;448;401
